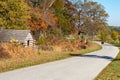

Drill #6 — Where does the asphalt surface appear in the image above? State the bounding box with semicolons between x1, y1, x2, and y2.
0;42;119;80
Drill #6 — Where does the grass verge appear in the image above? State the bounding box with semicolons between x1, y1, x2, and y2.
95;43;120;80
0;42;101;73
110;42;120;47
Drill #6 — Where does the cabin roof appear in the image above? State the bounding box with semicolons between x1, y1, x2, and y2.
0;29;30;43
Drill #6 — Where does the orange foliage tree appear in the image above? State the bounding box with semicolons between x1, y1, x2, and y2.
29;8;57;32
29;8;48;32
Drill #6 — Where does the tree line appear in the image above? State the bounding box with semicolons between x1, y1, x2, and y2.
0;0;109;39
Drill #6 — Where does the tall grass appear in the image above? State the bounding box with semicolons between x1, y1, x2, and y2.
1;43;37;59
0;41;101;73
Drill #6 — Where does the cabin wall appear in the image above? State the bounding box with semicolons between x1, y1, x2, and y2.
24;33;34;46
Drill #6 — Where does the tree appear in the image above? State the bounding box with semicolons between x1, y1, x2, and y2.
98;30;107;42
111;31;119;41
70;0;83;32
29;8;48;32
53;0;73;35
27;0;57;31
0;0;30;29
27;0;56;9
71;1;109;37
64;0;78;33
81;2;109;35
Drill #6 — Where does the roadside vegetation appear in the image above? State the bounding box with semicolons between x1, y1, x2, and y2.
96;26;120;80
0;40;101;73
96;42;120;80
95;26;120;80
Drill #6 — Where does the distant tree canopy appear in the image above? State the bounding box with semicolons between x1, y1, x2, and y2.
109;26;120;32
0;0;30;29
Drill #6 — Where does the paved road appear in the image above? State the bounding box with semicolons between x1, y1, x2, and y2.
0;42;119;80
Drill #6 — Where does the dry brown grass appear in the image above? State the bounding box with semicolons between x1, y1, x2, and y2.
0;41;101;73
0;43;39;72
46;39;87;52
1;43;37;59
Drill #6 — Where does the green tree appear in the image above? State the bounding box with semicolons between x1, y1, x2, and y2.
53;0;72;35
0;0;30;29
98;30;107;42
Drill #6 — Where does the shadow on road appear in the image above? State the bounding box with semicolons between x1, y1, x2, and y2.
70;54;114;61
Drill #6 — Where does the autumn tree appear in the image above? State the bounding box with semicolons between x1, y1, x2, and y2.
26;0;58;40
111;31;119;41
71;1;109;37
27;0;57;27
29;8;47;32
64;0;78;33
27;0;57;31
27;0;76;37
0;0;30;29
53;0;73;35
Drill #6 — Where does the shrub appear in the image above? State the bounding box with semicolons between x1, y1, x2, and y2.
37;50;41;55
78;41;88;49
0;44;10;58
111;31;119;41
35;34;46;45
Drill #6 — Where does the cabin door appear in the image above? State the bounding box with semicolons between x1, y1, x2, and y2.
27;40;30;46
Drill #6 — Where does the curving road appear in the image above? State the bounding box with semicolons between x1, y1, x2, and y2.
0;42;119;80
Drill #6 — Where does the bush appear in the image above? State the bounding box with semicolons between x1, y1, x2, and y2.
35;34;46;45
37;50;41;55
0;44;10;58
78;41;88;49
111;31;118;41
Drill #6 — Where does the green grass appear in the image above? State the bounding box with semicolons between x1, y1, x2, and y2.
0;42;102;73
95;43;120;80
110;42;120;47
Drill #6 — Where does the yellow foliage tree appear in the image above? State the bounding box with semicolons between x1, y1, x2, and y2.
0;0;30;29
111;31;119;41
